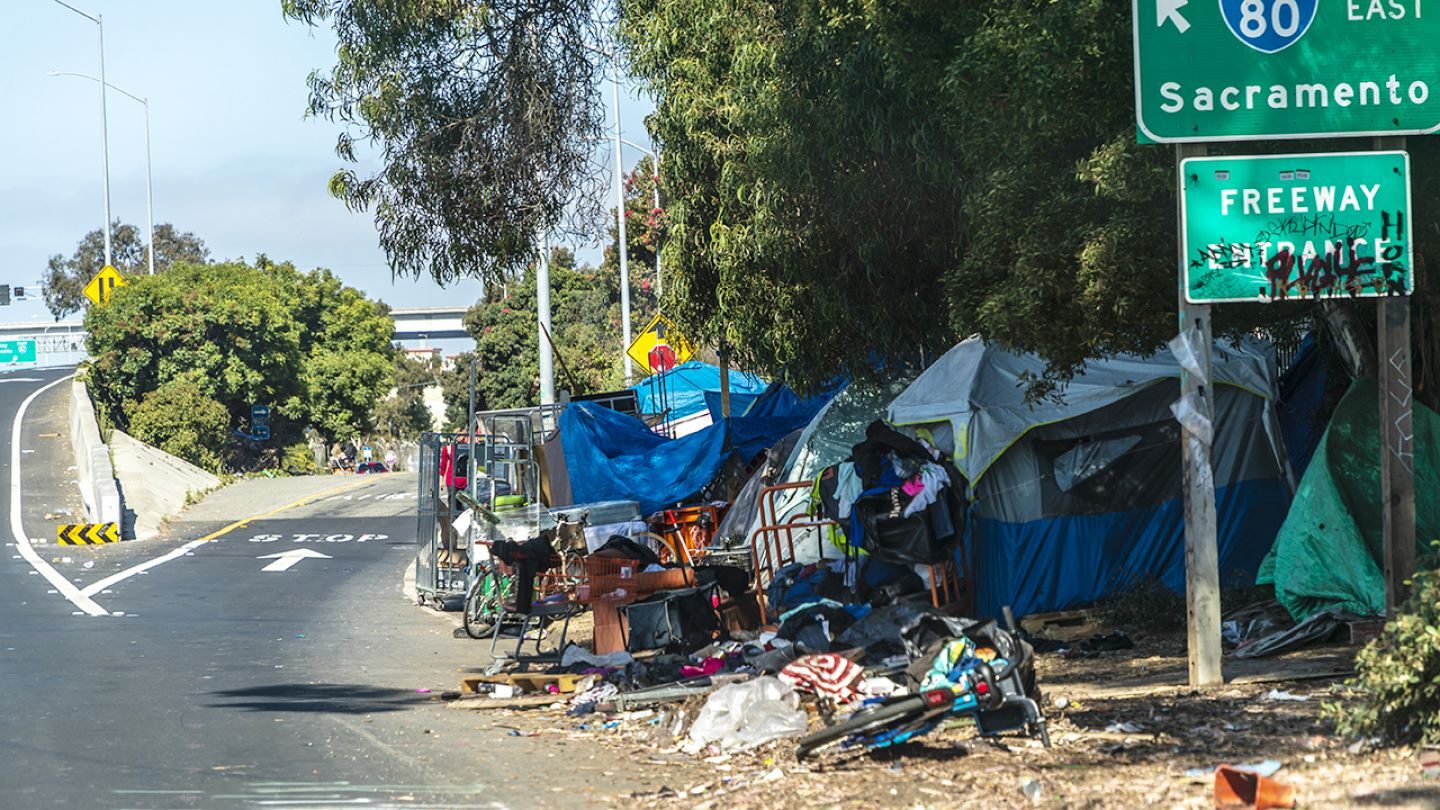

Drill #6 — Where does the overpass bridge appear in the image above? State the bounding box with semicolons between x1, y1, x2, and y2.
0;306;471;346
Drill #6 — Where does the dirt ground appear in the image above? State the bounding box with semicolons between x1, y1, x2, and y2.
455;634;1440;808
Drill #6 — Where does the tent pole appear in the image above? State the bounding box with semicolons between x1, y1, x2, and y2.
1177;141;1222;688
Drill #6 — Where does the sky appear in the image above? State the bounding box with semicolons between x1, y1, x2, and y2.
0;1;656;327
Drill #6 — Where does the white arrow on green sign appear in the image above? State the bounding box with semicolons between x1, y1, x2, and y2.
1182;151;1412;303
1134;0;1440;141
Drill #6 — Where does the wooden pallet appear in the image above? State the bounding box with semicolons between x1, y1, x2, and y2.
460;672;586;695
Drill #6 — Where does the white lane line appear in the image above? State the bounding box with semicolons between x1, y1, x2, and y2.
78;538;209;597
9;374;109;617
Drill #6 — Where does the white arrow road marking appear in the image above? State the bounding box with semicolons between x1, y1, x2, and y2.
1158;0;1191;32
258;548;333;572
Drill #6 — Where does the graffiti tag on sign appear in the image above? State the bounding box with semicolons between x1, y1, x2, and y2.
1180;151;1413;303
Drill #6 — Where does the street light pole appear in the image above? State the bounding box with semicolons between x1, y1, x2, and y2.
618;137;662;298
611;59;634;384
49;72;153;275
50;1;112;268
537;235;555;405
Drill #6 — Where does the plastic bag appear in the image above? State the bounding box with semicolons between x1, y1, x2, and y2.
1167;325;1210;385
687;676;808;751
1170;392;1214;446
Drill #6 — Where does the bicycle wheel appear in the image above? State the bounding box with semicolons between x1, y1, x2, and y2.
462;568;507;639
795;696;931;760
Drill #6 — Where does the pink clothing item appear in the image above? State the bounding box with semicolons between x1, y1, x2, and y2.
902;477;926;497
679;657;726;678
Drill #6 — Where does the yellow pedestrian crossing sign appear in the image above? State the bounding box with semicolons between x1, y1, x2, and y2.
84;264;125;306
626;313;696;375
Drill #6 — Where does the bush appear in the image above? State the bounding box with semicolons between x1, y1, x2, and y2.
281;442;320;475
1325;569;1440;746
127;377;230;473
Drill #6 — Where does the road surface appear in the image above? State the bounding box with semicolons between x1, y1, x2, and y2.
0;369;667;809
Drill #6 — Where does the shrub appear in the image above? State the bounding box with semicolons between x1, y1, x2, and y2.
127;377;230;473
281;442;320;475
1325;568;1440;746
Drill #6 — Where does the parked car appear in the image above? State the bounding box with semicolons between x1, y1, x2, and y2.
355;461;389;474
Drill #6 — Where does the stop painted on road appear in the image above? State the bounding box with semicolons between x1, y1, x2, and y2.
247;533;388;544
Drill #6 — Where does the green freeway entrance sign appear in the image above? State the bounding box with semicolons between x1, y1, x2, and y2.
1134;0;1440;141
1182;151;1412;302
0;339;37;367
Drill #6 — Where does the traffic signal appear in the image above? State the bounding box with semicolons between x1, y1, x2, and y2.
0;285;10;306
13;286;26;300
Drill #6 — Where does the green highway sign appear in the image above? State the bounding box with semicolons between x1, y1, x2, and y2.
1133;0;1440;141
1182;151;1412;302
0;339;37;367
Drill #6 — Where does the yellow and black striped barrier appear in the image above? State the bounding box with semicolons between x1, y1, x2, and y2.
57;523;121;545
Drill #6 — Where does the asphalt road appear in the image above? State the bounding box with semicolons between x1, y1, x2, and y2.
0;370;669;809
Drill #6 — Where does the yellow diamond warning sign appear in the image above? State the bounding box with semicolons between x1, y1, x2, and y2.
84;264;126;307
625;313;695;376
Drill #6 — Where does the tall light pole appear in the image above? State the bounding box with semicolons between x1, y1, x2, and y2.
536;235;555;405
611;58;634;384
50;1;112;269
620;137;662;297
49;72;153;275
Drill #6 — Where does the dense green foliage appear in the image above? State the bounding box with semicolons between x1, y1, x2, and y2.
44;221;209;319
1326;569;1440;745
126;375;232;472
373;350;439;439
282;0;607;283
620;0;1440;398
85;259;396;465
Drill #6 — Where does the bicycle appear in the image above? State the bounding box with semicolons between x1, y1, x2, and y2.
796;621;1049;759
462;553;517;639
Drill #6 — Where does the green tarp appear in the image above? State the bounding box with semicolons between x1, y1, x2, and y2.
1258;378;1440;621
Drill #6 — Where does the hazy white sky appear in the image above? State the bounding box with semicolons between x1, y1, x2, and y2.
1;0;654;324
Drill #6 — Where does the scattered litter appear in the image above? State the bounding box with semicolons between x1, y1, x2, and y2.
1263;689;1308;702
688;677;807;752
1105;721;1145;734
82;560;94;570
1021;779;1044;803
759;767;785;783
416;688;432;694
1053;696;1070;710
1187;760;1283;779
507;729;540;737
1421;749;1440;779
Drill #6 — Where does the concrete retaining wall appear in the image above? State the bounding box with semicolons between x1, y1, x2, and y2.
110;430;221;541
68;380;124;526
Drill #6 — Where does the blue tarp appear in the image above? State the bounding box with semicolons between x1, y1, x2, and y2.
630;362;768;421
561;385;838;515
1277;335;1329;478
970;478;1291;618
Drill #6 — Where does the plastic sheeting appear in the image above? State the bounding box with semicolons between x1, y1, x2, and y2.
887;336;1277;484
559;396;831;516
1257;378;1440;622
630;362;768;421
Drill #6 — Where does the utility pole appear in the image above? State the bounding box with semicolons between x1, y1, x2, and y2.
1176;142;1222;688
1376;135;1417;614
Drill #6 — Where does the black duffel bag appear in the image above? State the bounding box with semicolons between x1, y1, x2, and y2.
618;585;721;653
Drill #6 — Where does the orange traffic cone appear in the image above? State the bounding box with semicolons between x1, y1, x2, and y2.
1214;765;1296;809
